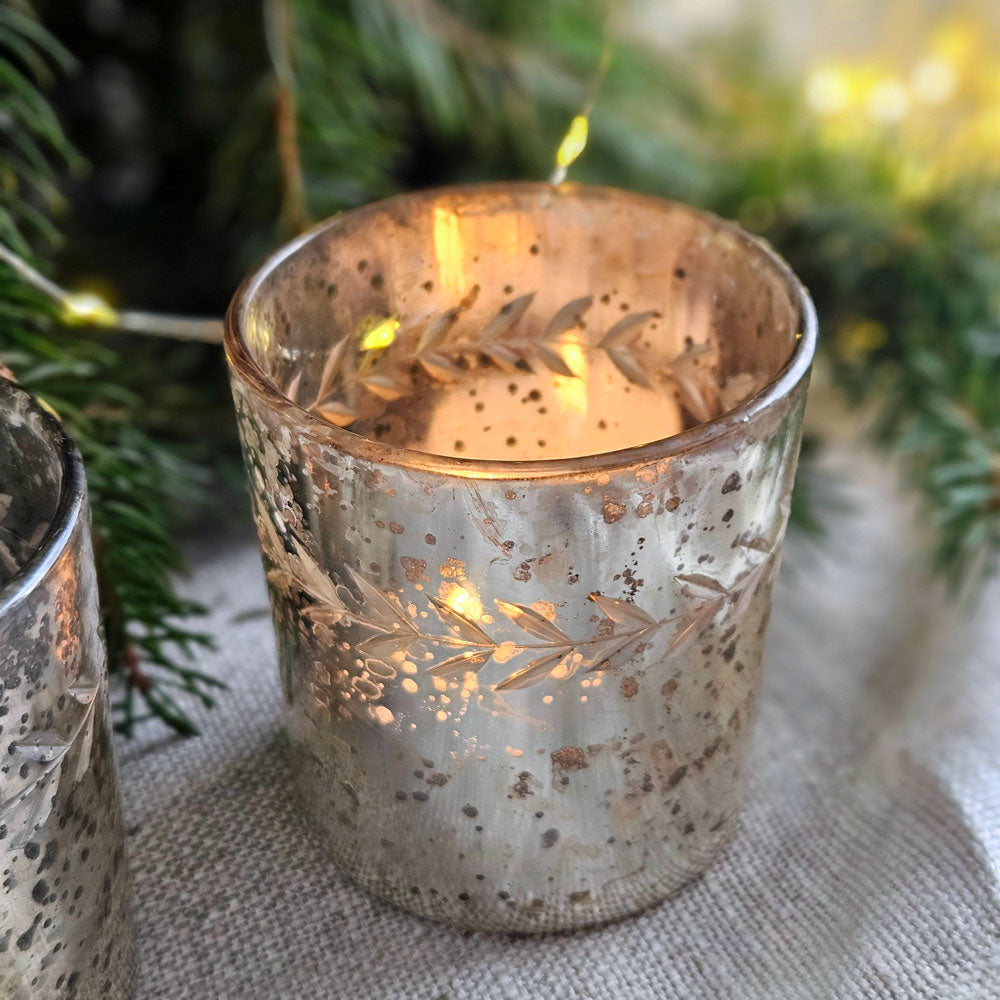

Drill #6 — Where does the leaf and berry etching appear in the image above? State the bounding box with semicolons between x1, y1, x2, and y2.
280;292;732;428
0;683;99;850
256;488;786;694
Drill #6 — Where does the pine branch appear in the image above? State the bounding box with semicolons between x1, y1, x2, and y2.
5;0;991;723
73;0;999;590
870;343;999;590
265;0;310;232
764;180;1000;590
218;3;998;585
0;2;227;736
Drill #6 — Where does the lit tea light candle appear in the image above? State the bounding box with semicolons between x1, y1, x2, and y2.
418;353;685;461
284;186;741;462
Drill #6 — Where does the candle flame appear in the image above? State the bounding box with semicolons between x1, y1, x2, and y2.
550;115;589;185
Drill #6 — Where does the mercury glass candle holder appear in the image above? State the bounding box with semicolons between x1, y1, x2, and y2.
225;182;817;932
0;377;133;997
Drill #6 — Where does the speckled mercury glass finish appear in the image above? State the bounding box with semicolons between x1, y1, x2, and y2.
0;378;133;997
225;183;817;932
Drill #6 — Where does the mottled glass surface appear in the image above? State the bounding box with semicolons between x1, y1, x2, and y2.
226;183;817;932
0;385;60;591
0;378;133;998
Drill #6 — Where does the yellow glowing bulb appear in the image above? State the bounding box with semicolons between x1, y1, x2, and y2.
805;68;851;116
359;316;400;351
61;292;118;327
835;318;888;361
866;78;910;125
556;115;589;170
550;114;590;184
911;59;957;106
932;21;976;64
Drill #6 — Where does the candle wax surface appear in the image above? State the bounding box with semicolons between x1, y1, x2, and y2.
379;352;687;462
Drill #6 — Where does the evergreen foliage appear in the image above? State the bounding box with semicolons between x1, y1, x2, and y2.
2;1;996;733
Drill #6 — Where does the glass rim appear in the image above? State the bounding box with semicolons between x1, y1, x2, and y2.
225;181;818;480
0;377;86;615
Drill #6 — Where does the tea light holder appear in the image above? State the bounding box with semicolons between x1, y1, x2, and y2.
225;182;817;932
0;377;133;997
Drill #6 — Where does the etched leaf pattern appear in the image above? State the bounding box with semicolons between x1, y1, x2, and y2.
0;491;16;576
0;490;50;580
493;651;571;692
495;600;572;644
599;311;659;390
287;293;738;428
428;649;492;678
260;494;785;695
427;595;494;646
588;593;658;628
0;684;99;850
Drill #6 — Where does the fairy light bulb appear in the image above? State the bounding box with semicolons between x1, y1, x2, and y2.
912;59;957;105
359;316;400;351
866;78;910;125
61;292;119;327
805;68;851;116
550;115;590;185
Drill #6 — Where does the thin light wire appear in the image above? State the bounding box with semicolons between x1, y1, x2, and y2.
548;18;617;185
0;242;224;343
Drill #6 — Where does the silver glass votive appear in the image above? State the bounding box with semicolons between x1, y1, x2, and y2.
226;183;817;932
0;377;133;997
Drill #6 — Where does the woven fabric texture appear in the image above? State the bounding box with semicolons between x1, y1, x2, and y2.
118;445;1000;1000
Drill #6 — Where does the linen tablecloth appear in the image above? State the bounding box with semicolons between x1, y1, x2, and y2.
117;434;1000;999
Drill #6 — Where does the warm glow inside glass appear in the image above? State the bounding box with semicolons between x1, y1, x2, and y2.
226;183;816;933
237;184;800;464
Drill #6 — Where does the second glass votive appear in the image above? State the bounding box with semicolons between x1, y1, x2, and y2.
0;376;133;997
226;183;816;932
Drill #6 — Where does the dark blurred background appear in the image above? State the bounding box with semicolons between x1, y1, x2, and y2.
38;0;1000;318
41;0;265;314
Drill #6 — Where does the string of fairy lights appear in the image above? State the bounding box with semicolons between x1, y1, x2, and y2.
801;17;1000;175
0;242;223;343
0;88;601;348
0;15;995;348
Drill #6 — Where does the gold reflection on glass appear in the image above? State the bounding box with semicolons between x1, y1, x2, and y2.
439;581;483;621
551;340;588;417
433;206;465;296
